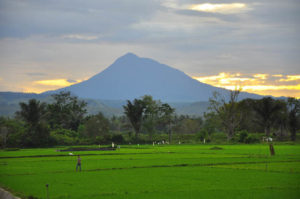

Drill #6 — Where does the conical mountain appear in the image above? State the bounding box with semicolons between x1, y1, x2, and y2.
52;53;261;101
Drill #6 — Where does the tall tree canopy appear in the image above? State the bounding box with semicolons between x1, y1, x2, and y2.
16;99;49;147
123;96;175;141
47;91;87;131
252;97;284;137
287;97;300;141
209;90;242;140
83;112;110;138
123;98;145;140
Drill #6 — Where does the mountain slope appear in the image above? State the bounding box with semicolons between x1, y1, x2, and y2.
51;53;261;101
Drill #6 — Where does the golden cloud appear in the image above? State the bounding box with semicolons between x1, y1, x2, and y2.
34;79;77;87
272;74;283;78
24;78;86;93
189;3;248;14
193;73;300;98
253;74;268;80
279;75;300;82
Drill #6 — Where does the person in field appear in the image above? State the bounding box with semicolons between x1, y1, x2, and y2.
76;155;81;171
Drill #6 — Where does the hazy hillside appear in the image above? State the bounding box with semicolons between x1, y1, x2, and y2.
0;92;122;117
0;92;210;117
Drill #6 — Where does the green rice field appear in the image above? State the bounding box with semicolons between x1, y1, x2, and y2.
0;144;300;199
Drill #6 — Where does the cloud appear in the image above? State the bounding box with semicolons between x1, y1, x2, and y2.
67;79;78;83
253;74;268;80
27;72;47;77
34;78;82;87
193;72;300;98
62;34;99;41
0;0;160;39
188;3;249;14
0;0;299;98
279;75;300;82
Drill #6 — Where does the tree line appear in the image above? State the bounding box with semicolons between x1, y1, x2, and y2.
206;90;299;142
0;91;299;148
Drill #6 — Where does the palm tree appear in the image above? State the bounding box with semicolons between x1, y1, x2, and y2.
16;99;49;147
123;99;145;140
17;99;47;127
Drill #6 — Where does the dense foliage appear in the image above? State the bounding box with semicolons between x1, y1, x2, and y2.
0;91;299;148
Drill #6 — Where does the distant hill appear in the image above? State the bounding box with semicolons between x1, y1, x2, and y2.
45;53;262;102
0;92;209;117
0;92;122;117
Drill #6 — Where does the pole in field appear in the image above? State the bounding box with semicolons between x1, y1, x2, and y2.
269;143;275;156
46;184;49;199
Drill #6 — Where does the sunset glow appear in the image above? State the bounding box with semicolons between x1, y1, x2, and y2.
193;73;300;98
34;79;79;87
22;78;86;93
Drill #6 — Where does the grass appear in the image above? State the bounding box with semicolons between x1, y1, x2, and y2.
0;144;300;199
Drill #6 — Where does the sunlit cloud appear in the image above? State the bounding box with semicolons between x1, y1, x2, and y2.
34;79;80;87
189;3;248;14
279;75;300;82
162;1;249;14
272;74;283;78
20;78;87;94
196;73;255;84
253;74;268;80
193;73;300;98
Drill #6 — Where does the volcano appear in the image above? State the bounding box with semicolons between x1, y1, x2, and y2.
49;53;261;101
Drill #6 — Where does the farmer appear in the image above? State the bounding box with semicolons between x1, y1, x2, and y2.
76;155;81;171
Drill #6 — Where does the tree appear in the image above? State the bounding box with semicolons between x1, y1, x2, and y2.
124;96;175;141
47;91;87;131
287;97;300;141
0;117;25;148
142;95;160;141
17;99;47;127
158;103;175;143
209;90;242;140
123;99;145;140
83;112;110;138
252;97;284;137
238;98;261;133
16;99;50;147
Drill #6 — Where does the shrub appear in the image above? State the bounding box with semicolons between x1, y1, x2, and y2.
210;146;223;150
238;130;248;143
196;129;207;141
95;134;112;144
245;134;260;143
50;129;79;145
210;132;227;143
112;134;125;144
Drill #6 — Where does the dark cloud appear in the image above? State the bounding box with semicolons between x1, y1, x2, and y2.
0;0;161;38
67;79;77;83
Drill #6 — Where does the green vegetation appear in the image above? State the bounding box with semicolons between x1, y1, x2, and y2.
0;144;299;199
1;92;299;149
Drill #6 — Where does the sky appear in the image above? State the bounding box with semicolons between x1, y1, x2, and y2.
0;0;299;98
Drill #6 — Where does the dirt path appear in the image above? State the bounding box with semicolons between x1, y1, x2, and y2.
0;187;21;199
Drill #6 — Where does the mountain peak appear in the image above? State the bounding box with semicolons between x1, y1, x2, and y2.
50;54;262;101
118;52;139;60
